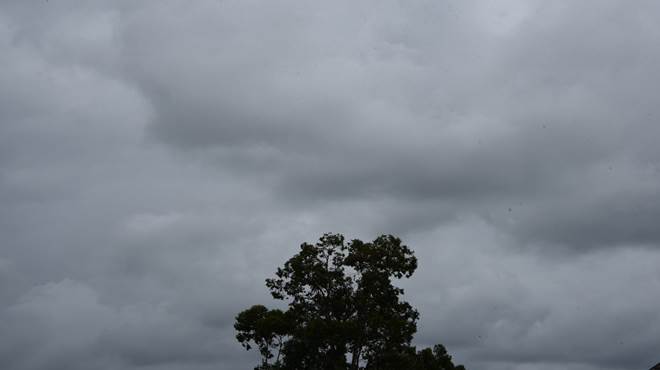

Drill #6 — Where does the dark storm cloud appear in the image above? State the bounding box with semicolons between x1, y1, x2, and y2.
407;223;660;370
2;1;660;370
123;0;660;248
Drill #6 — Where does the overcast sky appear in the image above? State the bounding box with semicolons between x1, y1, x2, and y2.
1;1;660;369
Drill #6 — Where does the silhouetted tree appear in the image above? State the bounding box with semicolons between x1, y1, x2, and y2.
410;344;466;370
235;233;467;370
235;305;292;369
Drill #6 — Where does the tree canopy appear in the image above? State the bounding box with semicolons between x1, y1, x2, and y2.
235;233;467;370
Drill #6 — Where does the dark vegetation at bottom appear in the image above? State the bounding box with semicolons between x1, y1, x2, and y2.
235;233;467;370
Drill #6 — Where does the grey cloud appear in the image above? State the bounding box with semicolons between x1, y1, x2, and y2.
2;1;660;370
0;279;250;370
119;0;660;249
408;223;660;369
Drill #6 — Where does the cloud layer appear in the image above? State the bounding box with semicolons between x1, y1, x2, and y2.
1;1;660;369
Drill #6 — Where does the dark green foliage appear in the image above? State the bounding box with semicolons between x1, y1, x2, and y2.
235;233;467;370
235;305;292;368
409;345;464;370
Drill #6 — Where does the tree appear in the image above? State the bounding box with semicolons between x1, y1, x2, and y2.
235;233;467;370
411;345;466;370
235;305;292;369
